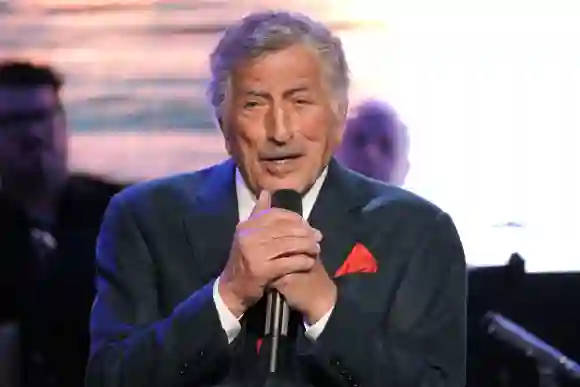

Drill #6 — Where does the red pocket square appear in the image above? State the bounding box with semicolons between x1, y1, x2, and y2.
334;243;378;277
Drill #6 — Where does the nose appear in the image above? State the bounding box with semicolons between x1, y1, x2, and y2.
20;137;44;156
265;105;293;144
363;143;383;162
19;124;51;153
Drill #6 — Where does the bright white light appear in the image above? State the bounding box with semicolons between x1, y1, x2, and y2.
382;6;580;272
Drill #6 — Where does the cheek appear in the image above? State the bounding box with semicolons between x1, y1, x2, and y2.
53;127;68;153
228;118;263;159
295;109;335;143
301;102;343;139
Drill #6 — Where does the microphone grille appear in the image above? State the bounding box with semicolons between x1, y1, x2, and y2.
271;189;302;215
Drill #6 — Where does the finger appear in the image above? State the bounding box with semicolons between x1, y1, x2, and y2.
263;237;321;259
313;228;323;242
266;224;319;241
250;189;271;216
256;210;322;239
257;208;303;226
270;214;322;242
268;255;317;277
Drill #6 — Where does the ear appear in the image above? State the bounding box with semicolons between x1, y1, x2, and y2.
224;137;233;156
397;158;410;184
333;100;348;145
217;116;234;156
340;99;349;119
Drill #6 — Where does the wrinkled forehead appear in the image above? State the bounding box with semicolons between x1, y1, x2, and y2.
230;45;328;93
0;86;58;114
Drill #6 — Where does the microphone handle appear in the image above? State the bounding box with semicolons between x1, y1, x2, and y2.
265;290;290;373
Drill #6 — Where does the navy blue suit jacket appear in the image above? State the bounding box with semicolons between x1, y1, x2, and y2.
86;158;466;387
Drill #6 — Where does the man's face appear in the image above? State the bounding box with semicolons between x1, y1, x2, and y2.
0;85;68;193
340;115;409;185
221;44;346;195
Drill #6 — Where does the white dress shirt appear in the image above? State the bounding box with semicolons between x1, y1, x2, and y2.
212;167;334;343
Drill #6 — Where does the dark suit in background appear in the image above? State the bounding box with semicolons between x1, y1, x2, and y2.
87;159;466;387
0;173;125;387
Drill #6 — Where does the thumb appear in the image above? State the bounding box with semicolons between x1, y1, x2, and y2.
251;189;271;215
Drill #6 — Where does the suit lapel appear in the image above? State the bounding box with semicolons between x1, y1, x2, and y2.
295;160;369;362
308;159;367;278
182;159;239;283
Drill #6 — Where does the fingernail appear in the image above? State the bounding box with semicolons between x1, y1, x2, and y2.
315;229;323;241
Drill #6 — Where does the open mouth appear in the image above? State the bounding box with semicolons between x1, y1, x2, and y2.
261;154;302;163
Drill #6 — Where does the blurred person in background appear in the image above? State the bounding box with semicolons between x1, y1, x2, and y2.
0;60;126;387
336;99;409;185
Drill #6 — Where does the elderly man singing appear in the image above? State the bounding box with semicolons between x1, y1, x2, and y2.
86;11;466;387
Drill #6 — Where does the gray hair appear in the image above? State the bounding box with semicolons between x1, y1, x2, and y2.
207;10;350;119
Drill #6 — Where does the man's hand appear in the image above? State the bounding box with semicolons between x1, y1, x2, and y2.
219;190;323;317
273;259;337;325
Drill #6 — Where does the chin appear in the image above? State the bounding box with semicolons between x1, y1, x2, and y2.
259;176;308;195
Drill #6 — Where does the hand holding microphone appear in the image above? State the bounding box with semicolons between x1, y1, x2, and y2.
218;189;321;319
219;188;336;373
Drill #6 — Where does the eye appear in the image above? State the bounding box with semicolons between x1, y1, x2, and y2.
352;133;367;147
243;101;260;109
379;137;393;154
294;99;311;105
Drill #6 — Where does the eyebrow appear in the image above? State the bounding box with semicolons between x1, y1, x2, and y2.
283;87;310;97
243;86;311;99
244;90;269;99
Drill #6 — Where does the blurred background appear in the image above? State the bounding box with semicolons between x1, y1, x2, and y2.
3;0;580;271
1;1;579;386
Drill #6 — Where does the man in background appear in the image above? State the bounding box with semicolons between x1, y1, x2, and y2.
0;60;125;387
337;99;409;185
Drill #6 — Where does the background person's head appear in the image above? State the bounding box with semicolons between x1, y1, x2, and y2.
337;99;409;185
0;60;68;196
208;11;350;195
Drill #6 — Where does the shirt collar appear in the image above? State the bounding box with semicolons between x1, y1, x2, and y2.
235;166;328;222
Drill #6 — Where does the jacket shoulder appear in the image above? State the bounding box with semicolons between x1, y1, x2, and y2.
111;164;216;211
355;174;445;221
67;173;127;198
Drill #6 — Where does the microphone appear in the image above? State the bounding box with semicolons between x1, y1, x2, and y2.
484;312;580;380
265;189;302;374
